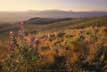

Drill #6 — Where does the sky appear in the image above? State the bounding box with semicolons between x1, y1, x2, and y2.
0;0;106;11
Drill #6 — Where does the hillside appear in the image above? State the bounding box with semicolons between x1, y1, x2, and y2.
0;16;106;46
24;17;71;24
24;16;107;32
0;16;106;33
0;16;107;72
0;10;107;23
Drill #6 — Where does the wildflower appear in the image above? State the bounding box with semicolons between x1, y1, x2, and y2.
9;31;14;39
8;31;18;51
18;21;25;37
35;38;39;45
22;33;32;47
30;34;35;46
8;41;16;51
18;30;25;39
30;33;39;47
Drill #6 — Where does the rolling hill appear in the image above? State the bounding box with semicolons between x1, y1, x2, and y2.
0;10;107;23
0;16;106;34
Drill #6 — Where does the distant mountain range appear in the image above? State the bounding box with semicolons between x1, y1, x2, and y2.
0;10;107;23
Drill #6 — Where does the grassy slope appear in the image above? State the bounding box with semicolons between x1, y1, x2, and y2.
0;16;106;40
0;16;106;59
0;16;106;33
25;16;107;32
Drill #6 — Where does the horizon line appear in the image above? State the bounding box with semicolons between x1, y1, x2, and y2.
0;9;107;12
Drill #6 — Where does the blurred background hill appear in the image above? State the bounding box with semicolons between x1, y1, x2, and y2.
0;10;107;23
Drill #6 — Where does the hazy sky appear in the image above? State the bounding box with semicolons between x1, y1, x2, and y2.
0;0;106;11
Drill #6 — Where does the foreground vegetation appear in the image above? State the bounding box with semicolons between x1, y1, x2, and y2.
0;16;107;72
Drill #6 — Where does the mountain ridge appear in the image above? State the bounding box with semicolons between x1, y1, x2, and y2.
0;10;107;23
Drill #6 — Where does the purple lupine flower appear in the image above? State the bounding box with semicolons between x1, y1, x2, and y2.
34;38;39;46
8;41;16;51
30;34;36;46
8;31;16;51
30;34;39;47
18;21;25;37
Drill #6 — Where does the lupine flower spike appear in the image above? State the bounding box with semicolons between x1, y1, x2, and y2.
8;31;17;51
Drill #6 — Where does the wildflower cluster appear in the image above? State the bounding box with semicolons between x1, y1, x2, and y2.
2;22;40;72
